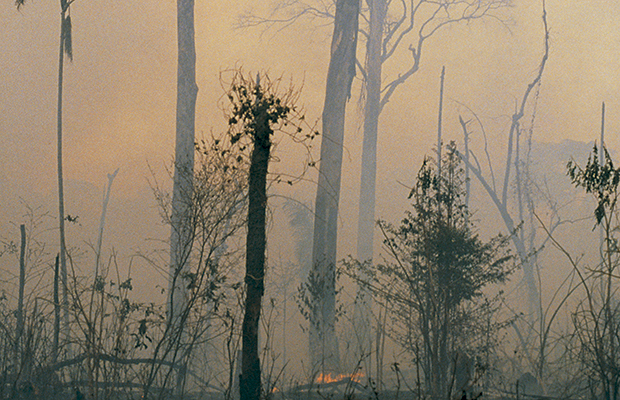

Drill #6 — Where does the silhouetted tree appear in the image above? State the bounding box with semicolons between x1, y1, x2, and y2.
567;145;620;400
225;72;306;400
347;143;513;399
15;0;76;357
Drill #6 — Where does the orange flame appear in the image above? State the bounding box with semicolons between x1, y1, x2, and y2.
314;371;365;384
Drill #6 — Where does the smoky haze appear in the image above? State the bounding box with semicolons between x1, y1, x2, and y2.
1;0;619;397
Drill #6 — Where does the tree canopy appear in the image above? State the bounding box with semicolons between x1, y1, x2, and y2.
347;142;514;399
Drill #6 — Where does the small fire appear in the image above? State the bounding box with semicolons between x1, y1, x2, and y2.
315;371;365;384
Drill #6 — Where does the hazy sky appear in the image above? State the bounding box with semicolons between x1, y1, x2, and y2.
1;0;619;296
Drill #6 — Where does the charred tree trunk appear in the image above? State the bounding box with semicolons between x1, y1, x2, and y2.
15;224;26;366
310;0;359;374
240;87;271;400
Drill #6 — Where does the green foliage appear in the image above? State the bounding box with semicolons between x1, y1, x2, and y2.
567;144;620;399
568;145;620;227
346;142;513;398
297;266;344;327
227;75;291;146
225;72;319;153
383;143;513;310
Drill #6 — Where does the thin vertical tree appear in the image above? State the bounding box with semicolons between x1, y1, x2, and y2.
15;224;26;367
457;2;549;322
165;1;199;393
225;72;299;400
15;0;75;351
309;0;359;374
168;0;198;328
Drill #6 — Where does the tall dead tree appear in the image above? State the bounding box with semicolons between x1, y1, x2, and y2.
356;0;386;266
165;1;198;393
15;0;75;352
356;0;510;267
310;0;359;374
225;73;297;400
239;0;510;371
354;0;510;367
56;0;72;352
168;0;198;328
457;2;549;322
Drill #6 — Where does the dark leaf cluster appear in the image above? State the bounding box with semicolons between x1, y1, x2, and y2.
344;143;513;398
568;145;620;227
227;78;292;147
381;146;513;310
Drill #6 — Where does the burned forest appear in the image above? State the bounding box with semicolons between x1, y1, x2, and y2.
3;0;620;399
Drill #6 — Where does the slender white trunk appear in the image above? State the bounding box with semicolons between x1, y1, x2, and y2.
354;0;386;373
56;5;70;352
168;2;198;394
168;0;198;327
310;0;359;374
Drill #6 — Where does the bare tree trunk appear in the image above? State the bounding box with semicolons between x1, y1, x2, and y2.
15;224;26;367
357;0;385;268
168;0;198;333
459;116;471;208
83;169;119;400
436;66;445;176
53;254;60;363
240;97;271;400
310;0;359;375
167;2;198;395
95;169;119;274
56;3;70;353
354;0;386;372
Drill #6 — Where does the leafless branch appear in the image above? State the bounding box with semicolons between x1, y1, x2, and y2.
379;44;419;111
381;0;509;110
382;0;416;61
382;0;409;50
501;0;549;206
236;0;336;33
455;100;497;192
